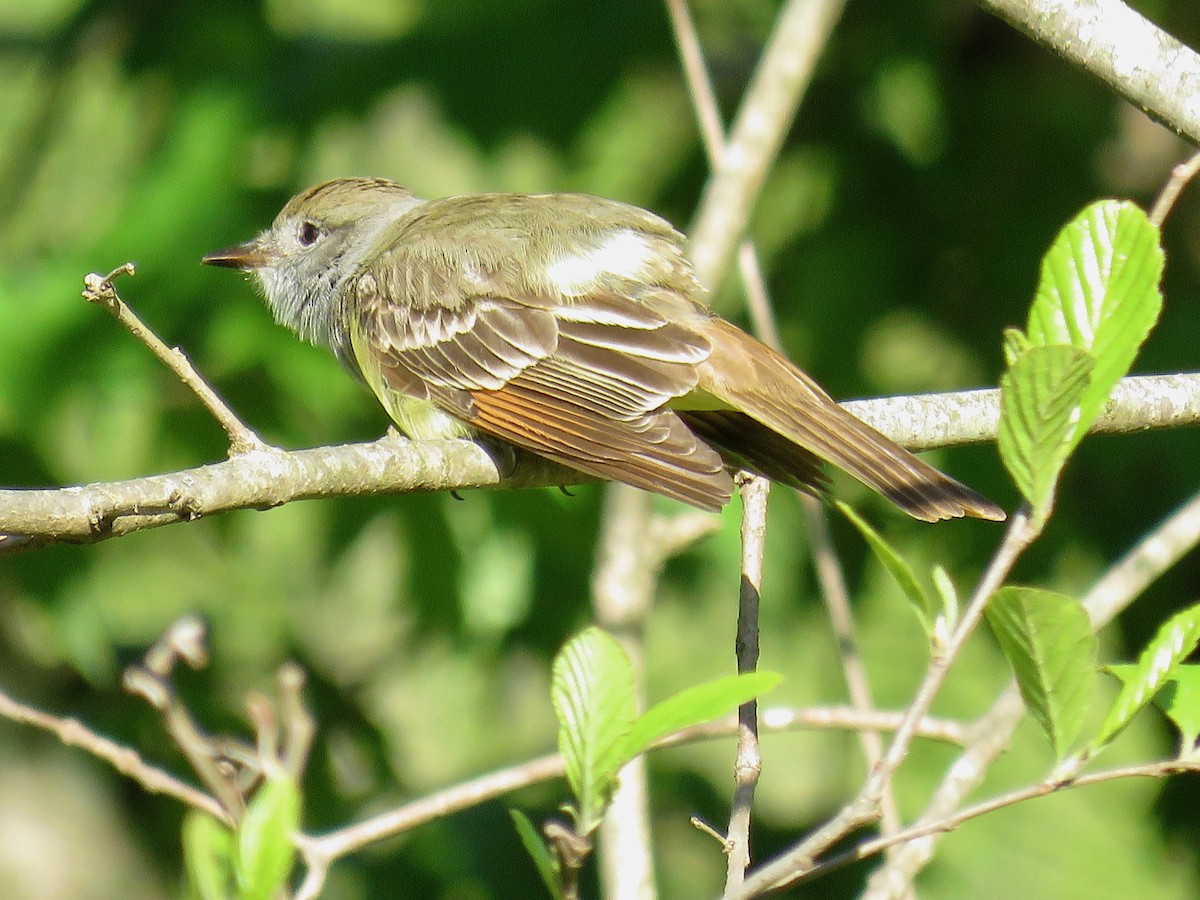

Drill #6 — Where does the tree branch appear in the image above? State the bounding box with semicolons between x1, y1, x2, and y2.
4;371;1198;551
978;0;1200;144
689;0;848;294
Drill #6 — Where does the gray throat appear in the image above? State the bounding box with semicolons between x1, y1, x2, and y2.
257;201;423;376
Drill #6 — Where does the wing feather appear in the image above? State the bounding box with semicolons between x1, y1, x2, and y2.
352;260;732;508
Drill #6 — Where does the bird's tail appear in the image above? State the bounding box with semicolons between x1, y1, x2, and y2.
693;317;1005;523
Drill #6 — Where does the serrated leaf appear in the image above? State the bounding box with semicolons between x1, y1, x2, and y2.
1027;200;1164;447
837;501;935;634
236;771;301;900
510;809;564;900
1094;604;1200;750
550;627;637;835
182;812;235;900
986;586;1096;759
618;671;781;764
998;345;1093;521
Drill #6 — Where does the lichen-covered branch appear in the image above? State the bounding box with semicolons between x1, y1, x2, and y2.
979;0;1200;143
3;372;1200;551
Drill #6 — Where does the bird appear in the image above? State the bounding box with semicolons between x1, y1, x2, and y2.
203;177;1004;522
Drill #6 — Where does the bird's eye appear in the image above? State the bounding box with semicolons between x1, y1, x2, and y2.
298;221;321;247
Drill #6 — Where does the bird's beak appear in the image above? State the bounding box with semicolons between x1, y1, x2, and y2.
202;240;268;270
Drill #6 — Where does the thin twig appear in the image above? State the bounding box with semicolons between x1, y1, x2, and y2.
796;757;1200;884
690;0;849;293
82;264;268;454
802;496;902;838
0;684;227;823
1148;147;1200;227
664;0;725;168
725;476;770;891
278;662;316;780
858;685;1024;899
731;506;1039;898
858;484;1200;897
125;661;248;820
664;0;782;345
300;753;568;867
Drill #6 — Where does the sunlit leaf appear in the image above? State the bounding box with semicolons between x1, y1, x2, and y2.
619;671;781;763
1026;200;1163;448
1094;603;1200;751
235;771;301;900
837;501;934;635
1156;665;1200;750
998;345;1092;522
931;565;960;643
550;627;637;835
510;809;564;900
182;812;235;900
986;586;1096;758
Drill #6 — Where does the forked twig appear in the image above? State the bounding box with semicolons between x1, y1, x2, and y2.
82;263;269;454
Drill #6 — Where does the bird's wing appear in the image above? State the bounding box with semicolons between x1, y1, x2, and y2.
349;239;734;510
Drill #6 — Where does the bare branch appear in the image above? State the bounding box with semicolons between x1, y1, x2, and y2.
0;684;227;823
731;507;1041;898
689;0;848;293
0;434;580;552
978;0;1200;144
724;475;770;892
83;265;268;454
3;371;1199;551
841;372;1200;452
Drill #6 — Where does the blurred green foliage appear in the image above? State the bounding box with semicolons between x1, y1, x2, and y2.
1;1;1200;898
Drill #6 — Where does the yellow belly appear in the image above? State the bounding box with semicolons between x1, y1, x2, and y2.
350;324;477;441
379;389;477;441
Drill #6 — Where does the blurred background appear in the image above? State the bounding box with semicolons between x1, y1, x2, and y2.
1;0;1199;897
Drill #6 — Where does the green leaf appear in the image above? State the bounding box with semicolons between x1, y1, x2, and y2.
550;626;637;835
986;586;1097;759
1026;199;1164;447
931;565;960;642
182;812;235;900
837;501;935;634
998;345;1093;522
235;770;301;900
1156;665;1200;749
510;809;564;900
619;671;782;763
1105;663;1200;750
1093;603;1200;750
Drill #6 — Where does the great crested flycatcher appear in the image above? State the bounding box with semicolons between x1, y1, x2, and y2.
203;177;1003;522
